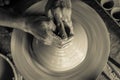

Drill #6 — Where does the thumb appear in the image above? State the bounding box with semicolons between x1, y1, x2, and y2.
44;31;62;46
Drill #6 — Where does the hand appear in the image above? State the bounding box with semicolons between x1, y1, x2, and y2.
0;0;10;6
24;15;63;47
45;0;74;40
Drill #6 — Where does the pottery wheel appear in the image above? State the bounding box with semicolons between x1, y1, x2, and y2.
0;54;17;80
11;1;110;80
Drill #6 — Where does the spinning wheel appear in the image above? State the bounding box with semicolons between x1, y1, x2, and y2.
0;54;17;80
11;1;110;80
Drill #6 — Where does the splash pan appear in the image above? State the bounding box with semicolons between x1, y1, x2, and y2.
11;1;110;80
0;54;17;80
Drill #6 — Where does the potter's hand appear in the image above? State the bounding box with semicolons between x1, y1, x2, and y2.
0;0;10;6
45;0;74;40
24;16;62;46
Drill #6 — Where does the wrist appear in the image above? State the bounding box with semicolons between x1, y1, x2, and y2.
13;16;28;32
20;17;29;32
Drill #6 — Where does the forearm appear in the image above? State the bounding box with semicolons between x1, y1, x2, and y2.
0;8;27;32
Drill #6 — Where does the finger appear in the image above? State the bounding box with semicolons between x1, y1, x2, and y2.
47;10;53;19
33;33;53;46
34;30;62;47
52;10;68;39
43;33;60;46
48;20;56;31
45;0;53;13
47;31;62;46
60;22;68;39
60;0;72;8
35;30;55;46
29;28;46;42
63;20;74;37
45;0;55;18
66;0;72;8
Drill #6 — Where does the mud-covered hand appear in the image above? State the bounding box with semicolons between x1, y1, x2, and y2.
24;16;62;46
45;0;74;39
0;0;10;6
